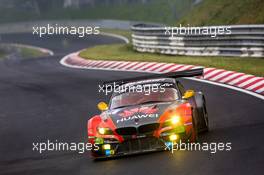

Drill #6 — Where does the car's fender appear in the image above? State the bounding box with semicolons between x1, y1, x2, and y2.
87;115;101;140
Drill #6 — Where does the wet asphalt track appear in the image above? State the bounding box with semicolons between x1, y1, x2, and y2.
0;33;263;175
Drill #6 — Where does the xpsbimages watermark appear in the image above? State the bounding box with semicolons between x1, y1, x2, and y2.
32;24;100;37
98;80;174;95
164;140;232;154
32;140;99;154
165;24;232;38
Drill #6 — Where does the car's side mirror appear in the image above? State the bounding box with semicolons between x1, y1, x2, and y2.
97;102;108;111
183;90;195;99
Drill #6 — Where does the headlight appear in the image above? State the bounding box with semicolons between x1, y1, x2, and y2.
98;127;106;134
171;116;181;125
163;115;181;127
97;127;113;135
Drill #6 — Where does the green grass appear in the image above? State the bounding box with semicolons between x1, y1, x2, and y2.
0;0;192;24
79;44;264;77
179;0;264;25
0;51;6;59
0;45;48;59
101;28;132;41
19;47;48;58
1;0;263;25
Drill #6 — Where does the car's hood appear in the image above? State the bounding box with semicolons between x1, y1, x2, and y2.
105;101;182;128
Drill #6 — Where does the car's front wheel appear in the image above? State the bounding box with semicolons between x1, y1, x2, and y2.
191;115;199;142
201;98;209;132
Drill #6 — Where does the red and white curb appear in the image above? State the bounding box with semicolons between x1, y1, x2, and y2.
60;52;264;99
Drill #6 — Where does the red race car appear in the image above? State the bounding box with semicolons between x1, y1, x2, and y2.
87;69;209;159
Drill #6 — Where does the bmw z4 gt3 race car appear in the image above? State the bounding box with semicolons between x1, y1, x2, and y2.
87;68;209;159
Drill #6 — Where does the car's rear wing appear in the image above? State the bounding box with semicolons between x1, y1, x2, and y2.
104;68;203;87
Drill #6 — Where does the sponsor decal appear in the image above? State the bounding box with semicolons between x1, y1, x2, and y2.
118;106;158;118
116;113;159;123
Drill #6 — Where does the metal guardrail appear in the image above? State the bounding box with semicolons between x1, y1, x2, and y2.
131;24;264;57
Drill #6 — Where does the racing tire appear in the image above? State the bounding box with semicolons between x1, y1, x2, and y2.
201;98;209;132
191;113;199;142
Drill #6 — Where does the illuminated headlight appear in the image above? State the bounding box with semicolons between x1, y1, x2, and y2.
97;127;113;135
171;116;181;125
163;115;182;128
169;134;178;141
98;128;106;134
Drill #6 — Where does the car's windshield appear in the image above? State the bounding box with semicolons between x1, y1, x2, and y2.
110;88;178;109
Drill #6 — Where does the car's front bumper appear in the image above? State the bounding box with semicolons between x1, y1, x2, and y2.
91;132;191;159
91;136;165;159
